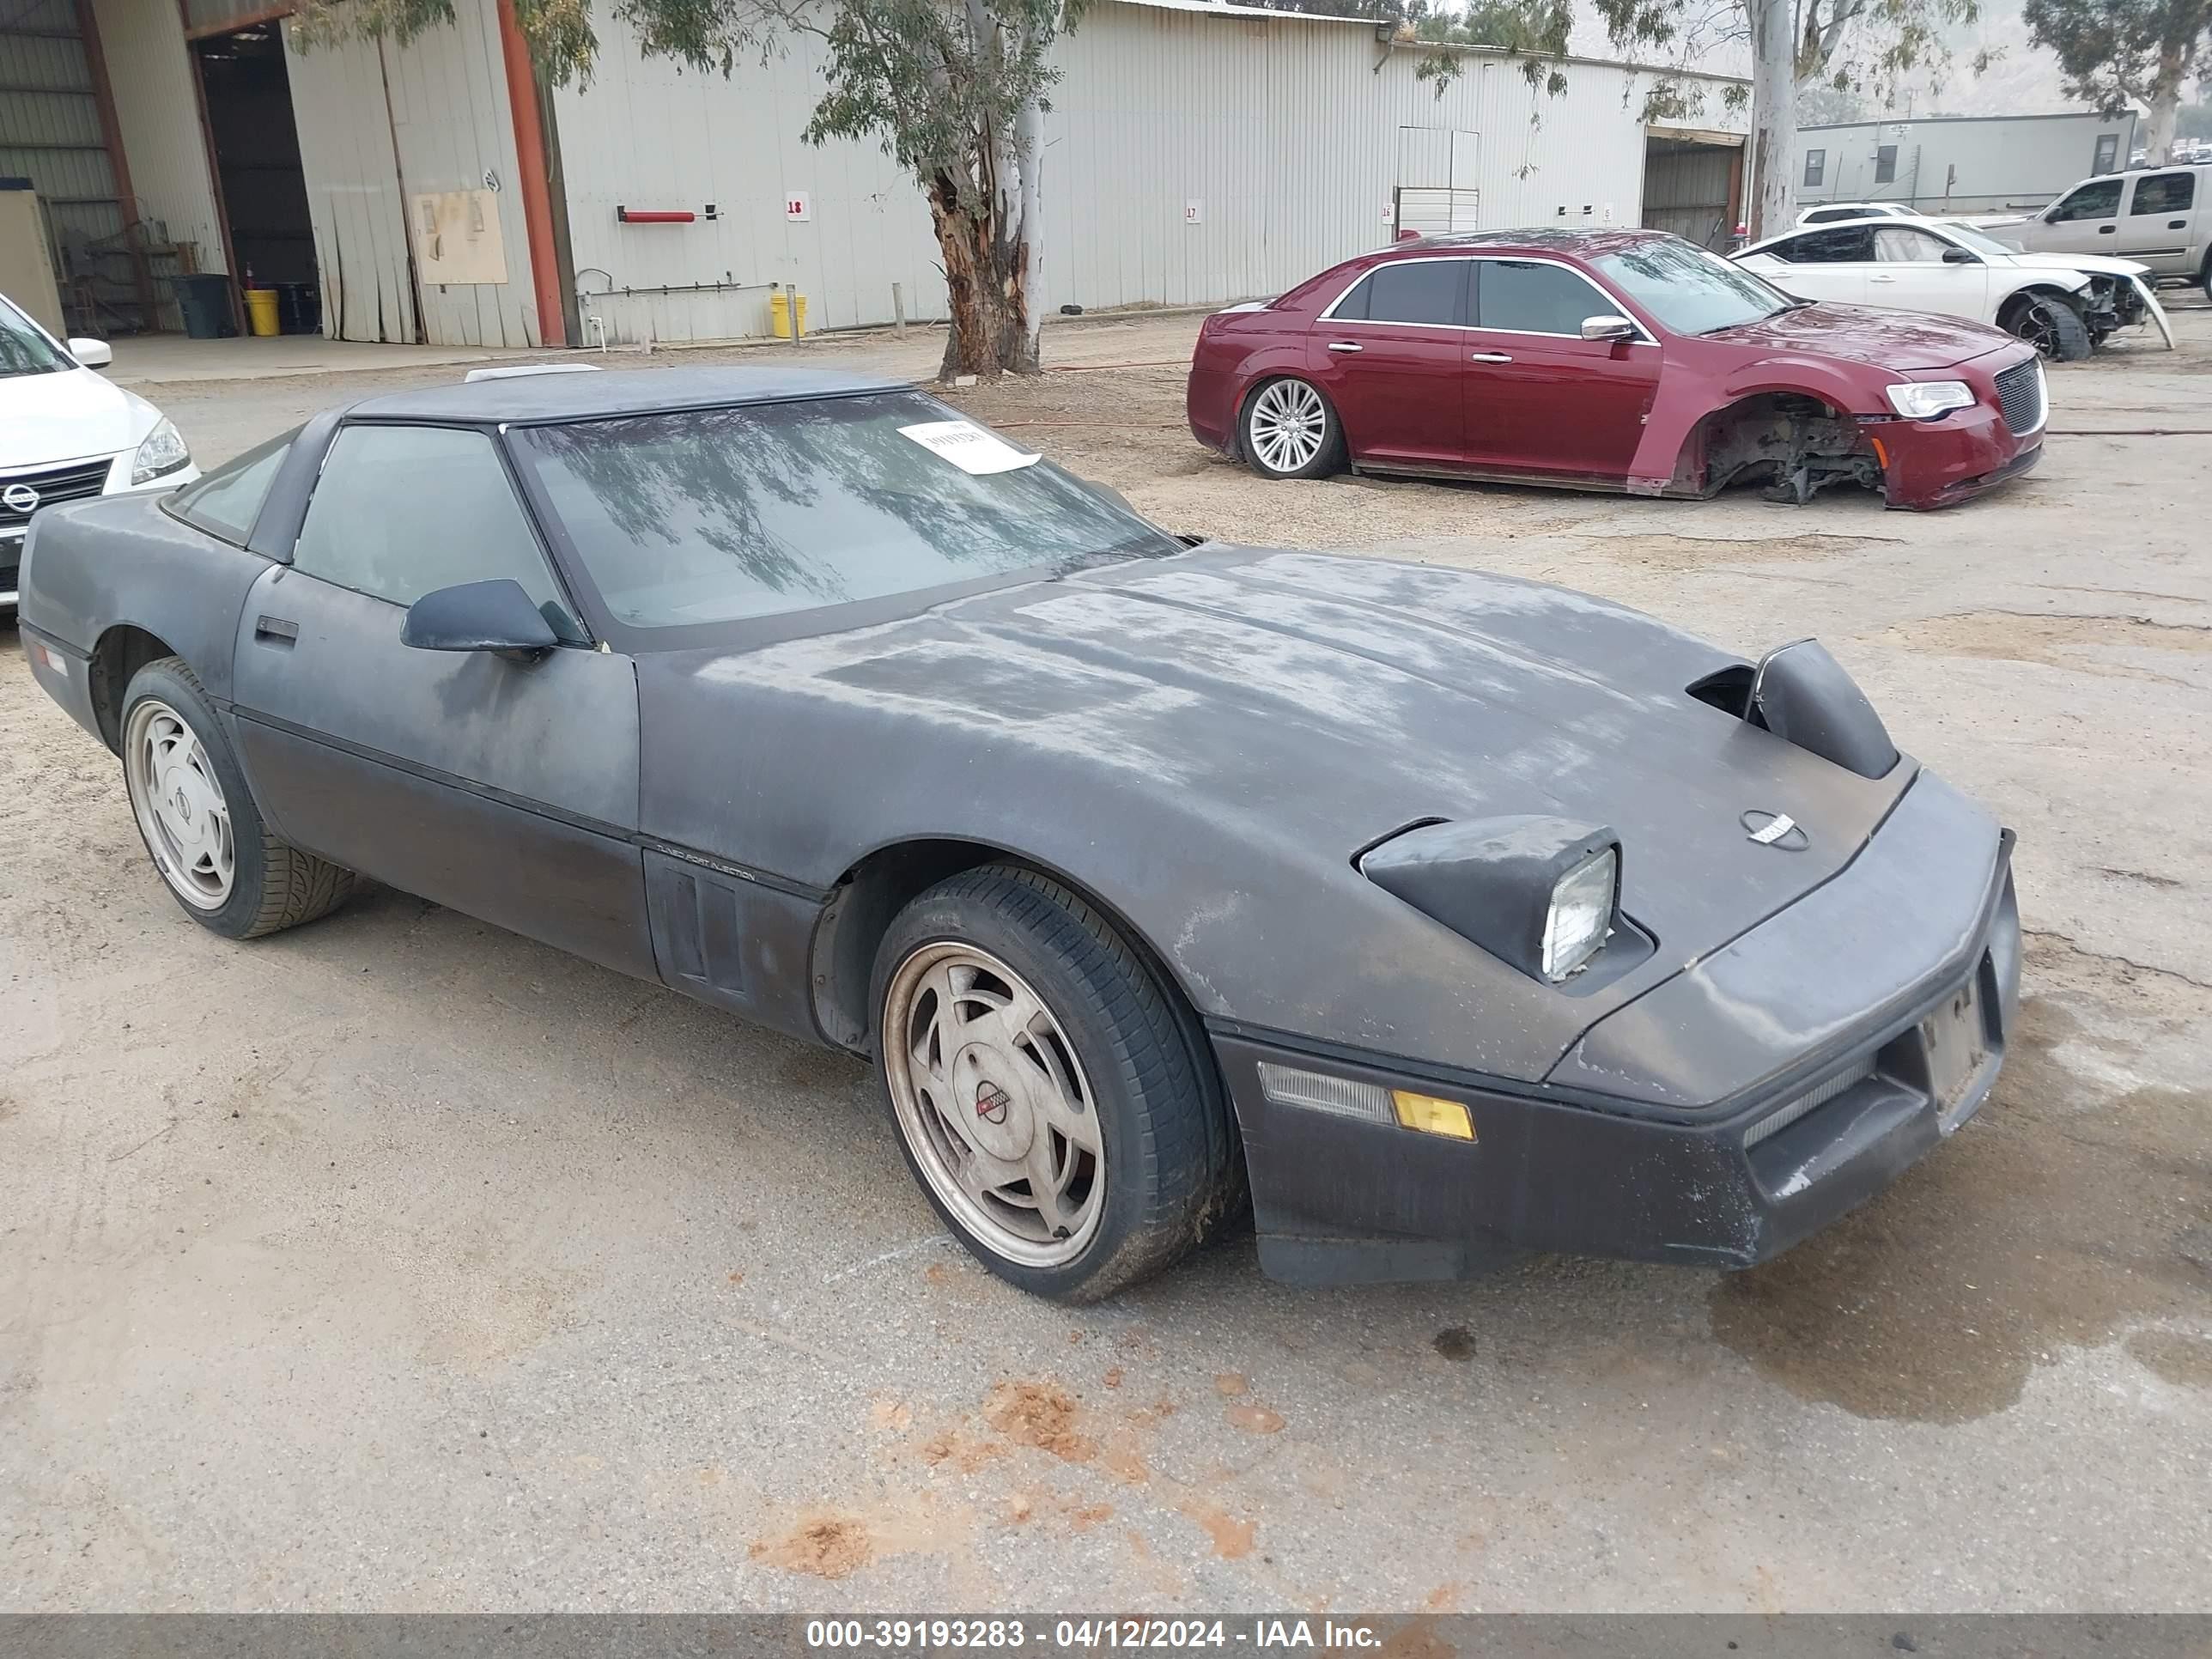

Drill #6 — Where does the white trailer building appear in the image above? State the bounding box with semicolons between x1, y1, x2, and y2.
5;0;1746;350
1795;110;2139;218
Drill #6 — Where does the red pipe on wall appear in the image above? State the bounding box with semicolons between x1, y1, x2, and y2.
494;0;567;347
617;209;696;223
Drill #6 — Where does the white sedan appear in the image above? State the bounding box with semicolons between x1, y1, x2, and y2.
2;291;198;612
1734;215;2172;362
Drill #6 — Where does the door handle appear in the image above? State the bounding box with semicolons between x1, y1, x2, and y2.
1468;351;1513;362
253;615;299;646
2099;224;2116;233
1869;273;1898;283
1326;341;1363;352
2170;219;2187;229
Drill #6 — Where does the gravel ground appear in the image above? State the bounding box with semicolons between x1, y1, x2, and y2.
2;304;2207;1613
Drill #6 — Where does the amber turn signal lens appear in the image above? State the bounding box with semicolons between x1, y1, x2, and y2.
1391;1090;1474;1140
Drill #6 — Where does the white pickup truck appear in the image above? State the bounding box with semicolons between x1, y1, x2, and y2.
1978;165;2212;299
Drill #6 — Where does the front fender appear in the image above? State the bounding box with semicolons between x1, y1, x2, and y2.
1630;355;1883;493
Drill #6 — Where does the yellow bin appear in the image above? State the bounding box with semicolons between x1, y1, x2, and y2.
770;289;807;339
244;287;281;337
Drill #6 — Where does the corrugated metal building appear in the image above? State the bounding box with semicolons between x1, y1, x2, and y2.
4;0;1744;350
1796;111;2138;216
557;0;1748;343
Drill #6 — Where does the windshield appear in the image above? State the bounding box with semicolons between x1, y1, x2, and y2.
1929;222;2017;258
1594;240;1794;336
0;296;72;378
514;391;1181;640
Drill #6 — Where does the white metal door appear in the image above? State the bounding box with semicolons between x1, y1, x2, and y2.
283;32;420;343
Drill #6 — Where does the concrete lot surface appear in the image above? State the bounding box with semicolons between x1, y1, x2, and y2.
2;305;2207;1612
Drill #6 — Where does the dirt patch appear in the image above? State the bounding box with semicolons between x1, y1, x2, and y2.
1213;1371;1247;1395
1177;1497;1257;1559
1870;610;2212;688
982;1380;1097;1463
919;1419;1006;1475
1711;969;2212;1423
1227;1403;1285;1435
750;1515;873;1579
2128;1330;2212;1390
1432;1327;1476;1362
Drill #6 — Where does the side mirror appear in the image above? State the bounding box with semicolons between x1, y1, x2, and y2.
1581;314;1638;342
400;578;558;659
1941;246;1979;264
68;337;113;368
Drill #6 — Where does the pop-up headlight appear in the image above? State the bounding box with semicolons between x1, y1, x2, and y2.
1360;816;1622;984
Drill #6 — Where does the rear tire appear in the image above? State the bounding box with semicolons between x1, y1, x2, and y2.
870;864;1238;1302
2005;292;2092;362
120;656;358;940
1241;376;1344;480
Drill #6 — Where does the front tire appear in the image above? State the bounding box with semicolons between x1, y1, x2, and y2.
120;656;357;939
1241;376;1344;479
871;865;1237;1302
2006;293;2092;362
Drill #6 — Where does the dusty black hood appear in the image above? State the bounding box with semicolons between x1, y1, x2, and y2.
640;545;1916;1079
702;547;1905;951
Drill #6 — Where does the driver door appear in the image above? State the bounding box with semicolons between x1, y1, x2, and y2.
1863;224;1989;320
228;422;657;979
2032;176;2124;257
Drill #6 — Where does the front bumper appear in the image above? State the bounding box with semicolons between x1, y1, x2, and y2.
1216;811;2022;1287
1878;399;2039;510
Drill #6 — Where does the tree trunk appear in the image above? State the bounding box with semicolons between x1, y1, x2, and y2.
2144;41;2186;164
1013;92;1046;370
1747;0;1797;239
928;171;1037;380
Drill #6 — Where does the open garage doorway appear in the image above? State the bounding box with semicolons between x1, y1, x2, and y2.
1642;130;1744;251
191;21;319;336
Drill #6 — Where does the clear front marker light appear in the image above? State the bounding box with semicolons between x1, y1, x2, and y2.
1884;380;1975;420
131;418;191;484
1540;847;1617;981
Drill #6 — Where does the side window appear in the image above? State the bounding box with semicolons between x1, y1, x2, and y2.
1770;227;1875;264
1873;145;1898;184
1873;227;1954;263
292;424;584;641
2093;134;2118;174
2048;178;2122;222
1802;149;1826;188
168;428;293;544
1476;259;1617;335
1334;259;1462;325
2130;171;2196;216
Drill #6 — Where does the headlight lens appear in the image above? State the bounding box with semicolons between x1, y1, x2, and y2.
1884;380;1976;420
1540;847;1617;981
131;418;191;484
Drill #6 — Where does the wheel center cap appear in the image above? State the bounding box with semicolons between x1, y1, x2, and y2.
953;1046;1034;1161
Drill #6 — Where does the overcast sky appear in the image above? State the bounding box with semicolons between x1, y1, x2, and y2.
1560;0;2083;117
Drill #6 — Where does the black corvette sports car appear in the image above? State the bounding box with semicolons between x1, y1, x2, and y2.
17;367;2021;1301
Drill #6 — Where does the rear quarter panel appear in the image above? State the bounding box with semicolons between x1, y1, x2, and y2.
21;493;264;704
1188;308;1310;454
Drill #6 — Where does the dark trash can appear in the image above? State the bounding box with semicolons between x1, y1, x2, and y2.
275;282;320;336
168;273;234;340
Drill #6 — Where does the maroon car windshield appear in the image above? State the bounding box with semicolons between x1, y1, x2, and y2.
1593;240;1796;336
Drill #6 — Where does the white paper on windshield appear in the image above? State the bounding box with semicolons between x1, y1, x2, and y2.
897;420;1041;475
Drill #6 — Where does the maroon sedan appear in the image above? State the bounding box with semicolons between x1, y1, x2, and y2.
1186;228;2046;509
